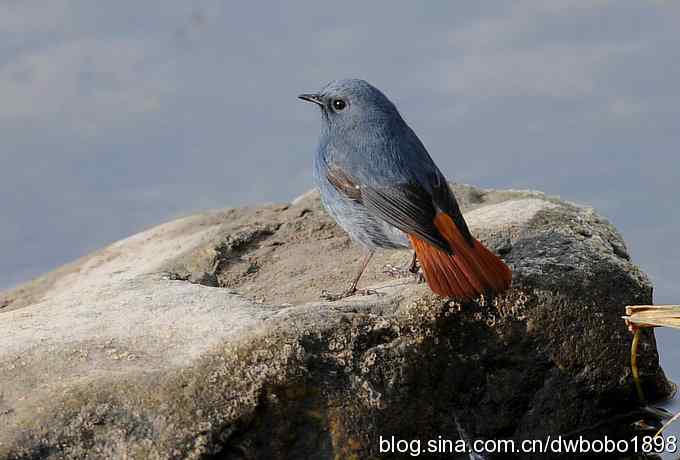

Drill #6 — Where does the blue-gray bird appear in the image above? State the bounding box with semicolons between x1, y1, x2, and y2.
299;79;511;300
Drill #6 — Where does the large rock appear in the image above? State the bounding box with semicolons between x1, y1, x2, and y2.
0;184;669;459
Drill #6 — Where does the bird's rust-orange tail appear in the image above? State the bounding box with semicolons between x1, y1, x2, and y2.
409;212;512;300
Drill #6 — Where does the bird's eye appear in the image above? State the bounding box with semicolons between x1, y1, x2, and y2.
332;99;346;111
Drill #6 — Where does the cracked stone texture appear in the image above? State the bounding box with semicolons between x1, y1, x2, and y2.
0;184;670;459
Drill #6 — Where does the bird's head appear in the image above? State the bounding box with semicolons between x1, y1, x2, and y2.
299;79;400;132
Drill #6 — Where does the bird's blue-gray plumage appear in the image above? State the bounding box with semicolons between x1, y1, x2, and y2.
305;79;473;254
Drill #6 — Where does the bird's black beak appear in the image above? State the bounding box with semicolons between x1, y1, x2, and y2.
298;93;324;107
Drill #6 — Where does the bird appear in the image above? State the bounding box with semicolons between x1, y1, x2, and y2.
299;79;511;301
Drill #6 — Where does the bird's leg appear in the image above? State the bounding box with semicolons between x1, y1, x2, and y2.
408;251;419;273
348;250;375;293
321;250;376;301
408;251;425;283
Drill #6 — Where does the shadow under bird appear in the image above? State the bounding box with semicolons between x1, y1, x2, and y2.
299;79;511;301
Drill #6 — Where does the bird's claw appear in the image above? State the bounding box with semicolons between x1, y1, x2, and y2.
319;290;349;301
320;288;381;302
383;263;424;284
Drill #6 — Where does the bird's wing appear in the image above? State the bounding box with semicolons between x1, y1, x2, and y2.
360;182;451;252
357;172;511;301
325;164;363;203
326;164;452;252
426;170;475;246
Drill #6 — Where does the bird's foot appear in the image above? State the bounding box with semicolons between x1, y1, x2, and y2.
383;263;425;283
382;263;412;278
320;288;381;302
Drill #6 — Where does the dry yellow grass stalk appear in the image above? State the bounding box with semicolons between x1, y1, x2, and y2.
623;305;680;438
623;305;680;330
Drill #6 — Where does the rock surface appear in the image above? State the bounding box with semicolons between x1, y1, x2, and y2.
0;184;670;459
